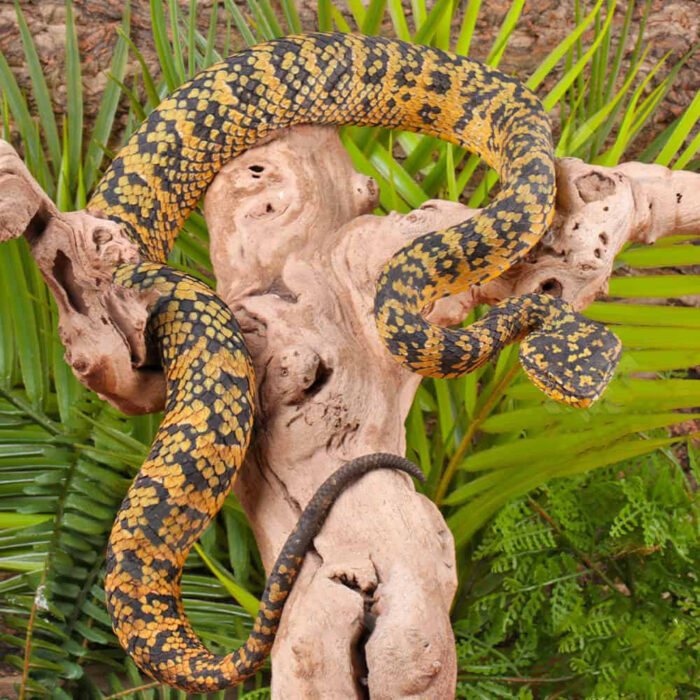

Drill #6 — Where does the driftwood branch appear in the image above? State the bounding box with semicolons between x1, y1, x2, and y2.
428;157;700;327
0;140;165;414
204;126;459;697
2;129;699;697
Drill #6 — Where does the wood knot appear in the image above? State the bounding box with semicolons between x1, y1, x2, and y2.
575;171;616;203
270;346;333;405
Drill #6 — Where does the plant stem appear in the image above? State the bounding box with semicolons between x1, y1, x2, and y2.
434;363;520;505
104;682;160;699
527;496;628;596
0;385;61;435
19;572;45;700
457;673;580;683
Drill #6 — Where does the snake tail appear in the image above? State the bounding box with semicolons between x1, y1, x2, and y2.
105;261;422;692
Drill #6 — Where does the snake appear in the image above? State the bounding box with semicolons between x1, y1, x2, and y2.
86;33;622;692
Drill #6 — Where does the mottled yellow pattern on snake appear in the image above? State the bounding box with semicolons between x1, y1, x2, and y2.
87;33;621;691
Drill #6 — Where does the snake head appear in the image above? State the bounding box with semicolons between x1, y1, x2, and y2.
519;314;622;408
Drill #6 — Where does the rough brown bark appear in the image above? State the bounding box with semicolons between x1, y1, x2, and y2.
1;129;699;697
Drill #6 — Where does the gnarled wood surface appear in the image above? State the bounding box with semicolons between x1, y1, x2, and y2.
1;129;698;697
205;125;460;698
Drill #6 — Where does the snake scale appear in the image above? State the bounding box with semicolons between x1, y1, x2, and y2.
86;33;621;691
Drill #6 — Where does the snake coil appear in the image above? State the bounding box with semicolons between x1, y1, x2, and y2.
86;34;621;691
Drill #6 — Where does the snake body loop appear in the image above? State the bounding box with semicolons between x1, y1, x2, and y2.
89;33;621;691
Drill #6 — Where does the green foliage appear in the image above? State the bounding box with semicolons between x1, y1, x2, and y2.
0;0;697;697
454;451;698;697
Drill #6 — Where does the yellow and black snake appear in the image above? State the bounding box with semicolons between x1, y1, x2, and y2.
85;33;621;691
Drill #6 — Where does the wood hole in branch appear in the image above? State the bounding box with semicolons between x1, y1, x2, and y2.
53;250;88;314
303;360;332;398
539;278;563;297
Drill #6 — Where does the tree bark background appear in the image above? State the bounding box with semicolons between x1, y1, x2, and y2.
0;0;697;158
204;126;461;697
